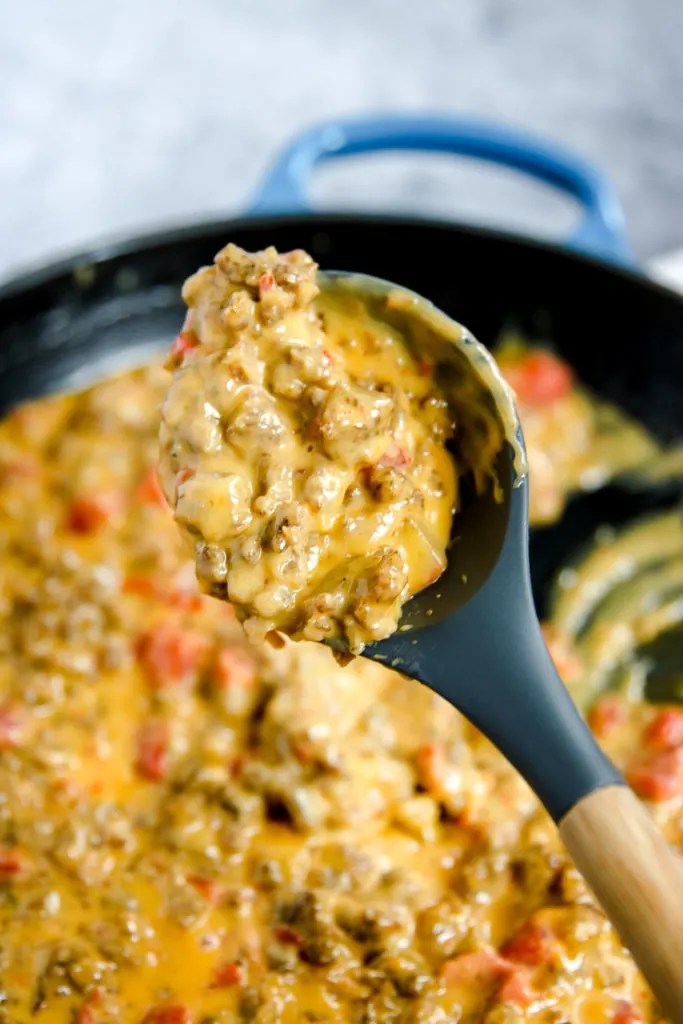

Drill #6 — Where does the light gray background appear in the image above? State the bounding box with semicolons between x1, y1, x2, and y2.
2;0;683;284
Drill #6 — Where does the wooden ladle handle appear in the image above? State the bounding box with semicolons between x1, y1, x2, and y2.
560;785;683;1022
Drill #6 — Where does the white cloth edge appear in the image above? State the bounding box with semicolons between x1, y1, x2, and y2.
648;249;683;293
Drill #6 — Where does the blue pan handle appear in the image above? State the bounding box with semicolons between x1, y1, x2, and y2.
248;115;631;266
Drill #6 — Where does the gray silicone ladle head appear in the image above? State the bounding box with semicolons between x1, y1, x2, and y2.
319;271;623;825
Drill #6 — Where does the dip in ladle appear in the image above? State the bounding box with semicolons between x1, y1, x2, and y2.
321;271;683;1022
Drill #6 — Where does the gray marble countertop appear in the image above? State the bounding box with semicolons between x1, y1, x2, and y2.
2;0;683;284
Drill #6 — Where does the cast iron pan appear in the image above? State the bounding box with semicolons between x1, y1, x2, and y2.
1;115;682;615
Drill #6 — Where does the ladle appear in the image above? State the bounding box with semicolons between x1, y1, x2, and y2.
321;270;683;1021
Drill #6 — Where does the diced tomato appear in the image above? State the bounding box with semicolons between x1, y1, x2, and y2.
174;467;195;498
501;350;573;406
541;623;582;680
644;708;683;751
1;456;40;479
75;1003;96;1024
501;920;554;966
291;735;316;765
588;695;627;739
273;926;303;946
497;969;536;1007
612;1001;643;1024
75;988;103;1024
134;467;168;508
67;492;123;533
321;349;334;367
124;577;203;613
136;621;210;690
258;272;276;293
135;720;168;782
440;950;509;987
212;647;258;715
378;444;412;469
214;647;257;690
626;749;683;802
0;703;25;749
416;743;459;798
141;1005;190;1024
210;961;244;989
441;950;535;1006
124;575;158;599
167;332;199;369
167;589;204;613
186;875;219;903
416;357;434;376
0;853;22;876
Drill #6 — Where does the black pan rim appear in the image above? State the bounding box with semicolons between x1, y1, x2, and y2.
2;210;683;309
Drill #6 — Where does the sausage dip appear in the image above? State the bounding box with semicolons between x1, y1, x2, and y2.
0;245;679;1023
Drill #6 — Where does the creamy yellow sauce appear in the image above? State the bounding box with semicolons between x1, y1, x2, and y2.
0;256;680;1022
0;358;668;1024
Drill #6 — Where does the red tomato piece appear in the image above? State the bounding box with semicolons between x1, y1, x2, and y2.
213;647;258;715
124;577;203;613
1;456;41;479
258;272;276;293
67;492;123;533
141;1005;190;1024
440;950;509;987
167;589;204;613
167;332;199;368
210;961;244;988
612;1001;643;1024
321;349;334;367
186;875;219;903
273;926;303;946
377;444;412;469
134;467;168;508
644;708;683;751
416;357;434;376
124;575;158;598
588;695;627;739
497;968;536;1007
135;720;168;782
626;749;683;802
540;624;582;680
501;920;554;966
214;647;257;690
415;743;460;799
74;989;103;1024
75;1004;96;1024
0;853;22;875
136;621;209;690
501;350;573;406
0;703;25;749
174;467;195;500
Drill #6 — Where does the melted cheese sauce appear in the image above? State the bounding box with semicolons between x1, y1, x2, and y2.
0;286;677;1023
